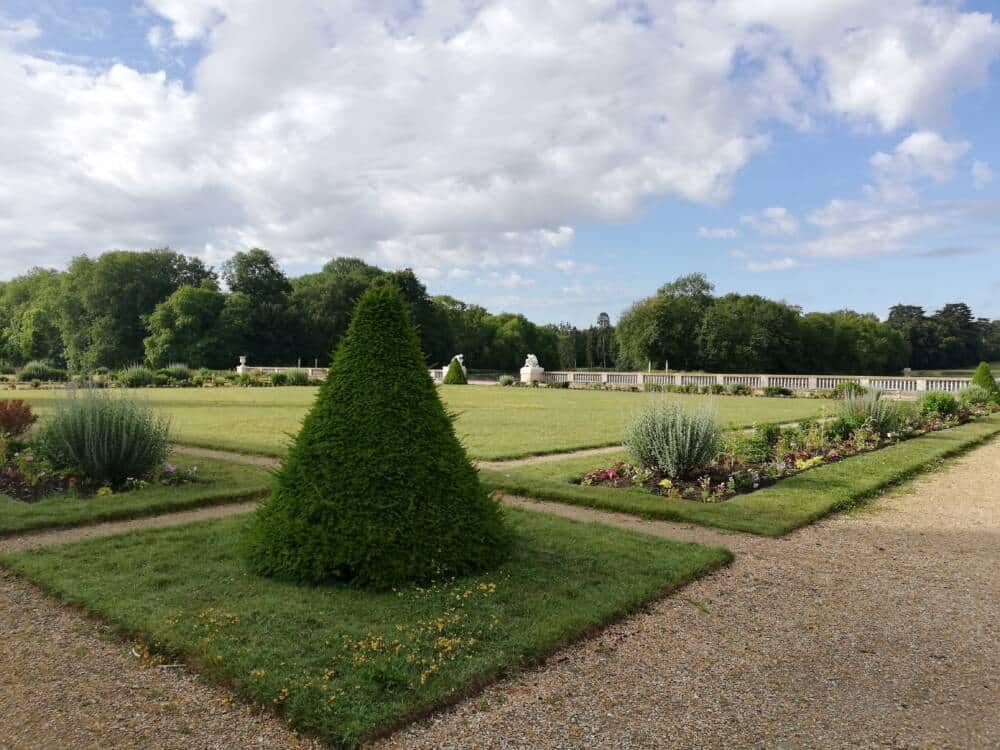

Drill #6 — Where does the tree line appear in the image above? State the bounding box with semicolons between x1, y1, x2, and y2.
1;251;997;375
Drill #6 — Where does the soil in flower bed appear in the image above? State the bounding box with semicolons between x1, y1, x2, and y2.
0;469;70;503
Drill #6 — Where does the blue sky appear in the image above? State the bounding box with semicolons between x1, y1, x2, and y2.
1;1;999;326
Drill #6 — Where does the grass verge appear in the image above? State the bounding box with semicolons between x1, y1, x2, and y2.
1;508;729;748
0;455;269;537
480;415;1000;536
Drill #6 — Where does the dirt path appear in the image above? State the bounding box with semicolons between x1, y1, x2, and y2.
377;438;1000;749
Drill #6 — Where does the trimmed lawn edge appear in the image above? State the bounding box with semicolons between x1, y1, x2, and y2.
0;511;731;748
480;415;1000;537
0;487;267;539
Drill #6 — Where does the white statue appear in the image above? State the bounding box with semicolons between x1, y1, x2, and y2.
453;354;467;376
520;353;544;384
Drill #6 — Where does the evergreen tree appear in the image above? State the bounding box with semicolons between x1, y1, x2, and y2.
243;283;510;587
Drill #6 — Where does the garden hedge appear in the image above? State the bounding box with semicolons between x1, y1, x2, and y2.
442;357;468;384
972;361;1000;401
243;283;510;587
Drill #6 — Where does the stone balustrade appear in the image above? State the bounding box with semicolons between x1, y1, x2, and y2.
541;370;993;394
238;360;995;395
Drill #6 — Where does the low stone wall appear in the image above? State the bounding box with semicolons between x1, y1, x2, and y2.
544;371;988;394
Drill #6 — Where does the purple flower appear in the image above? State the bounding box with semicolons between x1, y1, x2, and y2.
163;463;177;473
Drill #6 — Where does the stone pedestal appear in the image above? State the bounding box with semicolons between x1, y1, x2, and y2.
236;355;249;375
520;366;545;384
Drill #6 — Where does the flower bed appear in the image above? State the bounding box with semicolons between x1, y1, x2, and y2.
577;401;997;503
0;444;199;503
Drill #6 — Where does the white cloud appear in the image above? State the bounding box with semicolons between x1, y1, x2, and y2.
698;227;739;239
0;1;998;280
741;207;800;236
745;257;801;272
972;160;993;188
868;131;969;202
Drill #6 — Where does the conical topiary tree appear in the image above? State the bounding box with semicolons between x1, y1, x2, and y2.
971;361;1000;402
442;357;467;385
242;282;510;587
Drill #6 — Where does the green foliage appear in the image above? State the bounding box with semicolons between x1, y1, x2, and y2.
17;360;66;382
164;363;190;381
832;380;867;398
243;283;511;587
269;371;288;386
442;358;468;385
756;422;781;448
959;384;993;407
726;383;752;395
285;369;311;386
624;401;721;479
721;430;773;464
118;363;154;388
497;375;514;386
763;386;793;397
0;399;36;437
34;389;170;488
971;361;1000;401
839;391;900;436
920;391;959;418
546;380;570;389
143;284;228;369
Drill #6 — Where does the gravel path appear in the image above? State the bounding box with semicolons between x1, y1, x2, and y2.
0;501;259;554
1;439;997;748
376;438;1000;750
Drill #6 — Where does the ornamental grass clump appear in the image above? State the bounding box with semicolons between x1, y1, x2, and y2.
118;363;155;388
242;283;510;588
624;401;721;479
285;368;311;386
442;358;468;385
839;390;900;436
34;388;170;488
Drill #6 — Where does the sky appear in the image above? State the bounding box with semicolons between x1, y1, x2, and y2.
1;0;999;327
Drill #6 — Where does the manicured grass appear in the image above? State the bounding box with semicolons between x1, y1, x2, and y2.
480;415;1000;536
1;508;730;748
8;387;824;460
0;455;269;537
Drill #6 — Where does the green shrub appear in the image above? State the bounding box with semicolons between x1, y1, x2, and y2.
832;380;867;399
546;380;569;389
497;375;515;387
763;386;793;398
242;283;510;588
707;383;725;394
442;358;468;385
971;361;999;401
164;363;190;381
756;422;781;448
840;391;900;436
624;402;721;479
285;369;311;386
920;391;959;418
726;383;752;395
34;389;170;488
959;384;993;407
118;364;154;388
722;430;773;464
18;360;65;382
270;371;289;386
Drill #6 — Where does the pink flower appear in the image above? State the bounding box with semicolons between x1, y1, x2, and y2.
24;455;34;463
163;463;177;473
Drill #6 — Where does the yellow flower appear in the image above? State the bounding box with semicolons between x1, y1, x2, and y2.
658;478;672;489
96;486;113;497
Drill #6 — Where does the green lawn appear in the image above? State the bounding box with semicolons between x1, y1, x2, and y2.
7;386;824;460
0;454;269;537
1;508;730;748
481;415;1000;536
